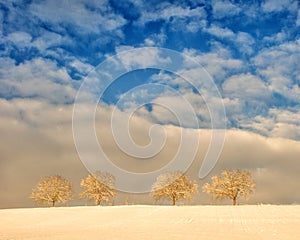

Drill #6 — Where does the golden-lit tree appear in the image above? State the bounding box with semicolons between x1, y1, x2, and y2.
202;169;255;205
30;175;73;207
151;172;198;206
79;172;116;206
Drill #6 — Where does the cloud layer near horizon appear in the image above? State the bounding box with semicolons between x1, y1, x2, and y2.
1;99;300;207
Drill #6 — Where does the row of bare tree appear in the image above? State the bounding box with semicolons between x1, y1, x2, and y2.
30;169;255;207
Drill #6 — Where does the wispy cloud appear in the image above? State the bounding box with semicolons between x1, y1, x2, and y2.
204;24;235;38
297;9;300;26
240;108;300;140
138;5;206;25
254;38;300;103
0;57;76;103
222;73;270;100
183;47;244;83
115;46;172;69
262;0;298;13
212;0;241;19
29;0;127;34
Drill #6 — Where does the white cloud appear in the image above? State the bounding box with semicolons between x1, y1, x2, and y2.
69;59;94;75
29;0;127;34
145;94;207;128
254;38;300;102
235;32;255;54
183;48;244;83
262;0;298;13
269;108;300;126
160;5;205;19
222;97;243;118
111;75;210;128
204;26;255;54
143;31;167;47
243;116;275;136
212;0;241;19
139;5;206;24
204;24;235;38
186;19;207;33
149;67;227;129
115;46;171;69
239;108;300;140
271;122;300;140
32;31;73;52
0;10;3;36
0;58;76;103
223;73;270;99
297;9;300;26
263;31;287;44
236;32;254;44
6;32;32;48
136;4;206;33
144;38;155;47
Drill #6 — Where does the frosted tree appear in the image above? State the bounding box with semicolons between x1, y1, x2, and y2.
202;169;255;205
79;172;116;206
151;172;198;206
30;175;73;207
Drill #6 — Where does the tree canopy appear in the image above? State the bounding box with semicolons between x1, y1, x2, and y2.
202;169;255;205
79;172;116;206
30;175;73;207
151;172;198;205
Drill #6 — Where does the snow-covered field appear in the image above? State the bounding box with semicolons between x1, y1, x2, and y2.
1;205;300;240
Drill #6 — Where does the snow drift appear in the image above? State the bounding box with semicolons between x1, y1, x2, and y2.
1;205;300;240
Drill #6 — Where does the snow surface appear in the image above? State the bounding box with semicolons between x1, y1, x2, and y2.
1;205;300;240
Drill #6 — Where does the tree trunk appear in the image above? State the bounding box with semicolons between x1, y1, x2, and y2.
52;200;55;207
172;196;176;206
233;196;237;206
96;199;101;206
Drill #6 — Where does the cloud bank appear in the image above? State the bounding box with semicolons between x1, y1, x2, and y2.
1;99;300;207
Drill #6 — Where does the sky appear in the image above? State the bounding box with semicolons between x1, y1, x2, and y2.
0;0;300;208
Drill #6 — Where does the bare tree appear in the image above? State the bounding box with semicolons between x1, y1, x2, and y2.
30;175;73;207
79;172;116;206
151;172;198;206
202;169;255;205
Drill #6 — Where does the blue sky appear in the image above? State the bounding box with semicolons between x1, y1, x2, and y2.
0;0;299;140
1;0;300;207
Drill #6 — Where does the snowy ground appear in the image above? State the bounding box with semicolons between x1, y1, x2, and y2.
1;205;300;240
